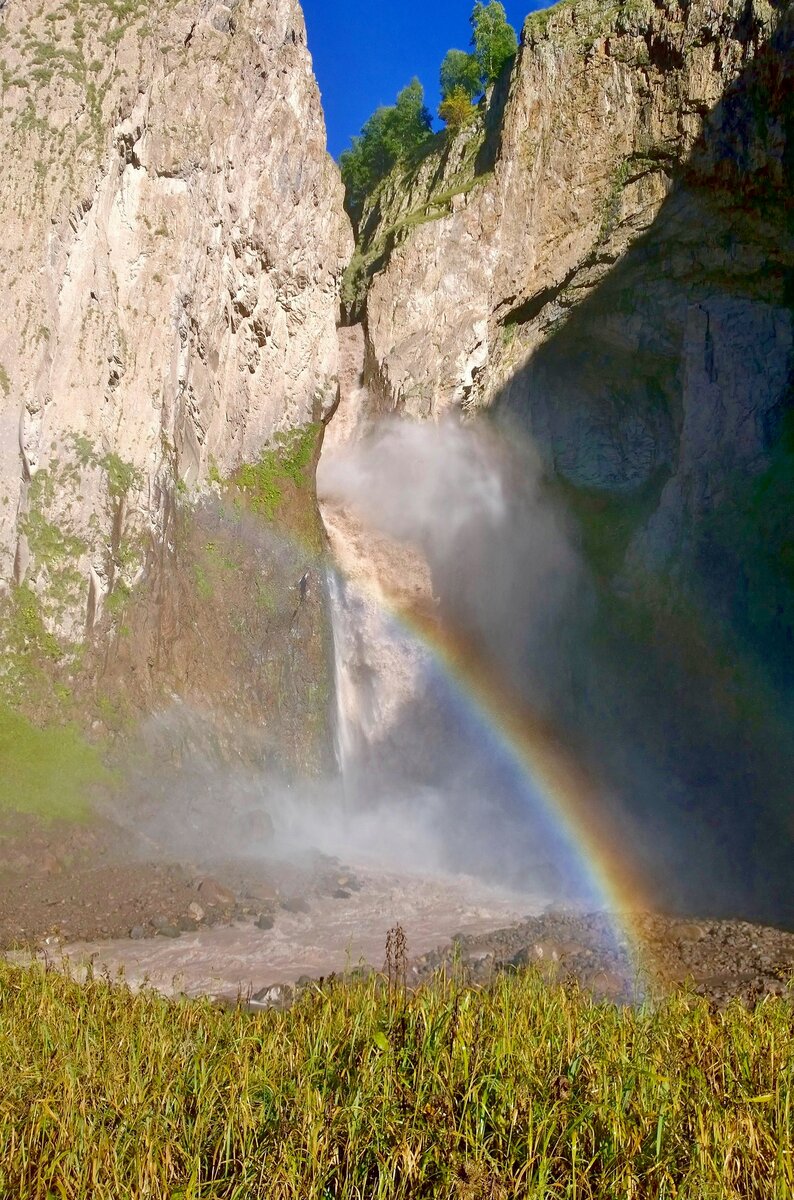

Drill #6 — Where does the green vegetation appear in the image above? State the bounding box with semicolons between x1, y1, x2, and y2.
340;2;517;218
0;704;109;820
236;423;320;521
0;962;792;1197
102;451;143;501
439;86;478;131
339;79;433;218
440;47;482;101
469;0;519;87
0;583;63;709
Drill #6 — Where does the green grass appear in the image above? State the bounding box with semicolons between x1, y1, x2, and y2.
0;962;791;1198
236;424;320;521
0;704;109;821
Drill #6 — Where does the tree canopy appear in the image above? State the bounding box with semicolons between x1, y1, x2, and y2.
470;1;518;86
438;87;477;131
339;3;519;215
339;79;433;216
440;48;482;101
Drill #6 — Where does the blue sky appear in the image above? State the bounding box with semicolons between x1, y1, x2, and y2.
301;0;541;160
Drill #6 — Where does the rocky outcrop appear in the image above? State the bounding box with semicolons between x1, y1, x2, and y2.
0;0;352;770
351;0;792;554
333;0;794;923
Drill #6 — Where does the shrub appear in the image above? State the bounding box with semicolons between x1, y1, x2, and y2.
439;86;478;131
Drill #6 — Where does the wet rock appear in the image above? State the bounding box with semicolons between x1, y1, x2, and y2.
196;877;236;908
156;924;182;940
280;896;310;914
252;983;293;1010
585;969;628;1002
38;852;62;876
255;913;275;931
675;922;707;942
332;888;351;900
238;810;274;843
129;925;147;940
245;881;278;903
188;901;205;923
177;915;198;933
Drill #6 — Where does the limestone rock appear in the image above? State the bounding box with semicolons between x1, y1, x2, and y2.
351;0;792;553
0;0;351;642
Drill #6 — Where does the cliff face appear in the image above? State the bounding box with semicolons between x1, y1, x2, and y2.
337;0;794;922
353;0;792;549
0;0;352;772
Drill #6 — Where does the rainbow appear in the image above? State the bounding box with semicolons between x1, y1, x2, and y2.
362;586;657;973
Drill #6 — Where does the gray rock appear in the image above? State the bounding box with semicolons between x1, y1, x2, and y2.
197;877;236;908
255;913;275;931
252;982;293;1009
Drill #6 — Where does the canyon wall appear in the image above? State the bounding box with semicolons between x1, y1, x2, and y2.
338;0;794;920
0;0;352;773
351;0;792;590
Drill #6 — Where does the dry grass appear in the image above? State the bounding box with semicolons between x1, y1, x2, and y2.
0;958;792;1198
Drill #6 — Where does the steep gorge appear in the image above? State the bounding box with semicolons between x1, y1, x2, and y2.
0;0;792;924
329;0;794;922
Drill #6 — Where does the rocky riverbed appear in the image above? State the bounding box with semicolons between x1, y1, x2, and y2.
3;816;794;1010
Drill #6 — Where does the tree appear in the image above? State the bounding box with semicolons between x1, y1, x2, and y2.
440;48;482;100
470;1;518;86
388;78;434;158
339;79;433;217
439;86;477;131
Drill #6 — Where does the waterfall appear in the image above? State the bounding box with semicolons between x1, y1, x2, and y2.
326;568;358;785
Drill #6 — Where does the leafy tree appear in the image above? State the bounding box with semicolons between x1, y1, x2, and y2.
340;78;433;216
388;78;434;157
440;48;481;100
470;0;518;85
439;86;477;130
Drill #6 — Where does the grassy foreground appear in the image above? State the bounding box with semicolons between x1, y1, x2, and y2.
0;962;791;1199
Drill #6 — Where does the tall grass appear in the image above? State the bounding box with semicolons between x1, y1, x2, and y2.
0;960;791;1198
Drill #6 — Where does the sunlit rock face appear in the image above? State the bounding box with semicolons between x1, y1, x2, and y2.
0;0;351;637
0;0;352;772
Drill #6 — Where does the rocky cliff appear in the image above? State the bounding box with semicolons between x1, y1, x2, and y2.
0;0;352;776
345;0;793;675
336;0;794;922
